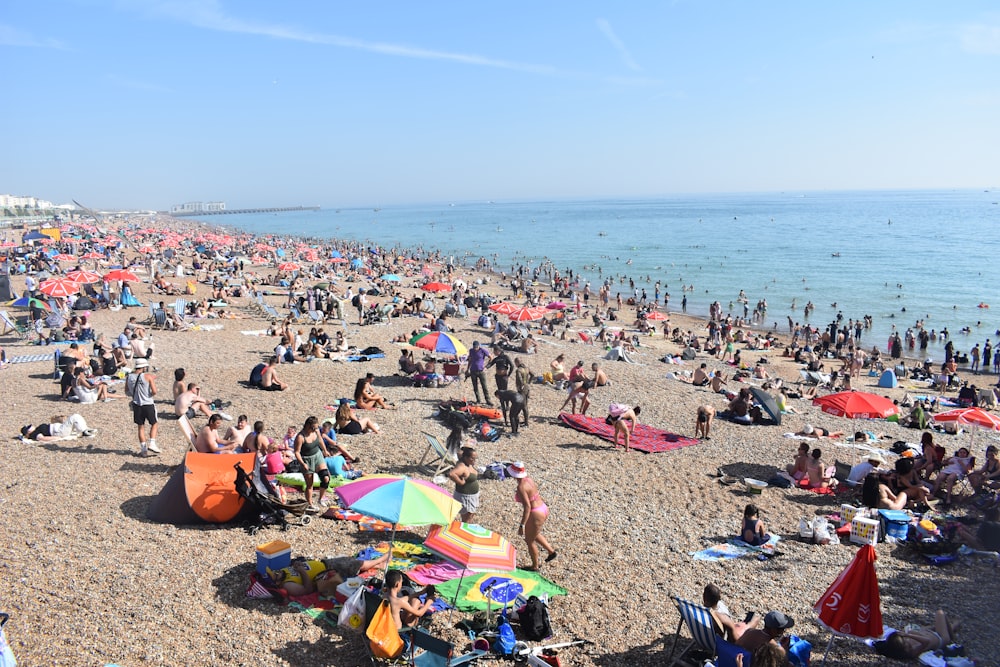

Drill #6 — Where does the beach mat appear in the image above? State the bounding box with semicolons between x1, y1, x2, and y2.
7;353;56;364
690;535;780;562
558;413;700;453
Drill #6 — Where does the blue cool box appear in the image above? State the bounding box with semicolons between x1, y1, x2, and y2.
878;510;911;540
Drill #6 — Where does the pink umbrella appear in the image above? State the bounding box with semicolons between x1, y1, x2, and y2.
545;301;566;310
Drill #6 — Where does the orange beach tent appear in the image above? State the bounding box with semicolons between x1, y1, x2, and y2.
147;452;255;524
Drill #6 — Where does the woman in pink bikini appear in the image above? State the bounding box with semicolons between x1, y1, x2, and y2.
508;461;558;571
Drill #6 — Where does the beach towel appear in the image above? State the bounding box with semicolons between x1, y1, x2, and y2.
7;353;56;364
690;535;781;562
434;569;567;612
406;561;475;585
324;508;416;533
274;472;347;490
191;323;224;331
240;329;270;336
345;353;385;361
558;413;700;453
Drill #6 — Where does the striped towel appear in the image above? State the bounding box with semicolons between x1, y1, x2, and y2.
8;353;56;364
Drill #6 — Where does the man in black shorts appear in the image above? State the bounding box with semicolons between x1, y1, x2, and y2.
125;358;160;456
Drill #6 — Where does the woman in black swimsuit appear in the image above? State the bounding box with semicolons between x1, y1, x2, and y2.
970;445;1000;492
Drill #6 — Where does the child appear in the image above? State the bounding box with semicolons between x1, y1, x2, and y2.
264;440;288;503
741;504;771;546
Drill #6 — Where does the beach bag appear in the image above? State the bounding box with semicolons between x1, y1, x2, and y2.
338;585;366;633
478;420;501;442
787;635;812;666
519;596;552;641
493;614;517;656
482;462;507;480
366;600;404;659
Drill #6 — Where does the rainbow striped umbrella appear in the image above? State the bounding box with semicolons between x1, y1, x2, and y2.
334;474;460;527
409;331;468;356
425;521;516;572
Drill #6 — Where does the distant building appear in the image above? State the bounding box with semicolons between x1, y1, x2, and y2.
0;194;54;209
171;201;226;213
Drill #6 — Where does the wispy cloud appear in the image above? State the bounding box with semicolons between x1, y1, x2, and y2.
105;74;173;94
596;18;641;72
958;21;1000;55
125;0;559;75
0;23;67;49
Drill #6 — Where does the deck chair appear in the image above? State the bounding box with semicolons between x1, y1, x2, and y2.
419;433;457;477
173;299;187;318
308;309;324;323
152;308;168;330
178;415;198;452
666;597;717;666
401;626;486;667
0;310;28;340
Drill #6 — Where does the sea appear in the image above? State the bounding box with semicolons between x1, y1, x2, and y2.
203;189;1000;360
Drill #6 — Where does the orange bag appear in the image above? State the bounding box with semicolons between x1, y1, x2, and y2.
366;600;404;659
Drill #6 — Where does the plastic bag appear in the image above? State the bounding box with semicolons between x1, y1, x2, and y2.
338;585;366;633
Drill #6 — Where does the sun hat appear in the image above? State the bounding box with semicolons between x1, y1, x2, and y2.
764;611;795;631
802;424;814;435
506;461;528;478
867;452;887;466
134;358;149;369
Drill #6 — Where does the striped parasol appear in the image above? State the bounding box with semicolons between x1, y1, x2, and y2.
424;521;516;572
64;270;102;284
38;278;81;298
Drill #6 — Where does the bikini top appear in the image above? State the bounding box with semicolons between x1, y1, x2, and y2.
514;481;541;506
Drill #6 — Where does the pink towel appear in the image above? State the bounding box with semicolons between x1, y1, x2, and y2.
406;562;474;585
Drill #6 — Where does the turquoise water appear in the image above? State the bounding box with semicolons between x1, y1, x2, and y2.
206;189;1000;356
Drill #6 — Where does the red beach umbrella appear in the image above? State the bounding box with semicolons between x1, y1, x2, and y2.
814;544;883;662
38;278;81;298
488;301;519;315
103;269;140;282
645;311;669;321
932;407;1000;431
0;241;17;248
812;391;900;419
81;252;105;260
52;253;77;261
508;306;546;322
421;282;452;293
65;270;101;284
277;262;301;272
329;257;348;264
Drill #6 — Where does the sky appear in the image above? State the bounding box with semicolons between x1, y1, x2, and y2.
2;1;999;210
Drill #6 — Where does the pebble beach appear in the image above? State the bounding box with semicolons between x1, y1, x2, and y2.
1;215;998;667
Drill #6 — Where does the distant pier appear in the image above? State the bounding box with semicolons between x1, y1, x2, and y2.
169;206;320;217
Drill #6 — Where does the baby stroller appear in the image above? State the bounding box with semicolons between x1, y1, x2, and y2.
233;460;312;535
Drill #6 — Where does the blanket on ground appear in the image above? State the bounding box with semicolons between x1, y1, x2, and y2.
7;353;56;364
434;569;568;612
690;535;781;561
324;507;415;532
558;413;700;453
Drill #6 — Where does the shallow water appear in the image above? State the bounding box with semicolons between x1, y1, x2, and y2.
209;189;1000;359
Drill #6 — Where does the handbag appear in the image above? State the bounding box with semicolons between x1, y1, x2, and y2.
366;600;404;659
337;585;366;633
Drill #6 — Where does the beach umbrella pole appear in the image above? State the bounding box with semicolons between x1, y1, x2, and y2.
820;634;836;666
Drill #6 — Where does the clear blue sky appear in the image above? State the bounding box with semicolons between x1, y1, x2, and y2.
3;1;999;209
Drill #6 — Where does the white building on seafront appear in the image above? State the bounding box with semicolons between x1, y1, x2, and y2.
0;194;55;209
171;201;226;213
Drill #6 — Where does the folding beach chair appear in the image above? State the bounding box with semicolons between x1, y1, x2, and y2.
0;310;28;340
419;432;457;478
152;308;168;330
308;309;324;324
666;597;717;666
178;415;198;452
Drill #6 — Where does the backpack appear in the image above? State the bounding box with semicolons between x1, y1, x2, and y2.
351;294;361;308
249;363;266;387
519;596;552;641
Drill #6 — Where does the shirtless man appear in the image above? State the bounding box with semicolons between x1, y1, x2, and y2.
691;363;710;387
261;356;288;391
710;371;727;393
194;414;238;454
591;362;610;387
174;383;213;418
